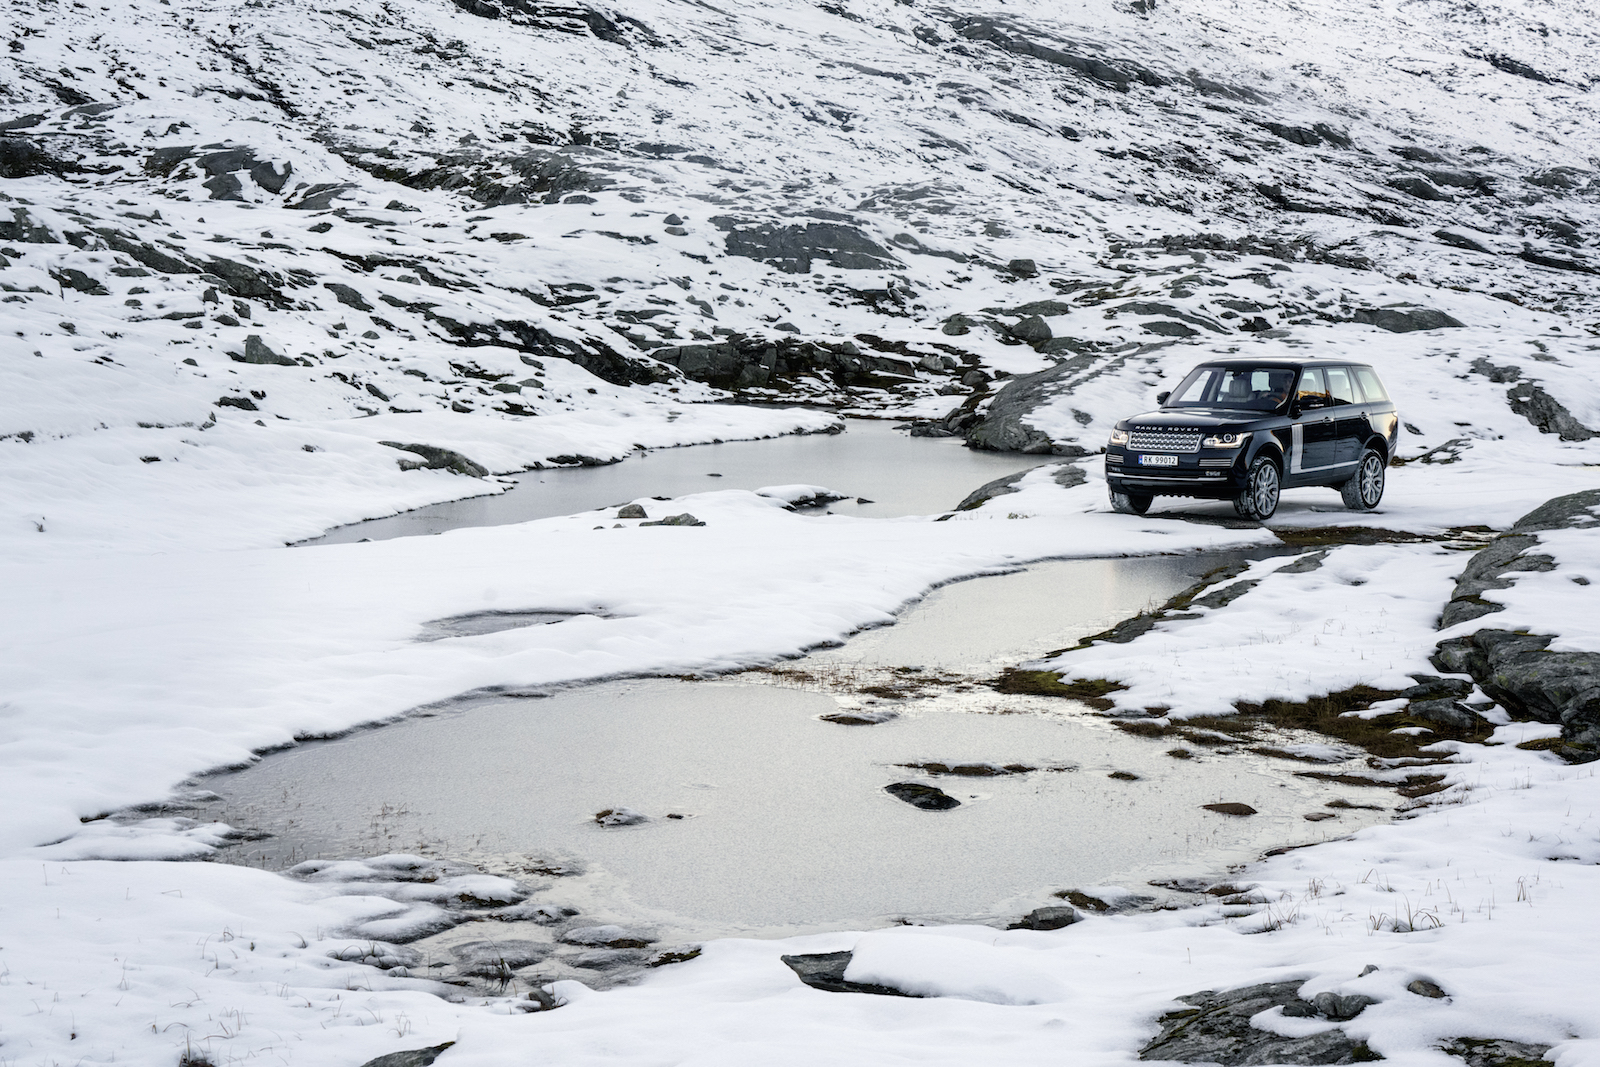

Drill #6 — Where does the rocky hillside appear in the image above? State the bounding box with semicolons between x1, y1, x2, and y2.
3;0;1599;533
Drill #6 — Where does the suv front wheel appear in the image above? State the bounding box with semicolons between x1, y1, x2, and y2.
1110;488;1153;515
1341;448;1386;510
1233;456;1281;521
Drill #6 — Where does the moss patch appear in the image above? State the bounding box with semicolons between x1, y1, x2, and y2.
993;670;1127;709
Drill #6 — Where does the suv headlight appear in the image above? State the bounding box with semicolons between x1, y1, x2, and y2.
1202;432;1248;448
1108;428;1130;446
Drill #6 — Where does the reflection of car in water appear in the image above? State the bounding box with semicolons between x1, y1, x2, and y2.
1103;357;1399;521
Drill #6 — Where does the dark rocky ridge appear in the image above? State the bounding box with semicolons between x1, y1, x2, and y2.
1434;490;1600;761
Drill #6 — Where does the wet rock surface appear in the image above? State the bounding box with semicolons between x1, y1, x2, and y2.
1139;981;1379;1064
1439;1038;1553;1067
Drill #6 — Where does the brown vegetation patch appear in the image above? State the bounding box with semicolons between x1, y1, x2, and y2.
993;670;1127;709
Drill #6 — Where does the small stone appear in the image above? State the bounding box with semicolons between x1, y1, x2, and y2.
355;1043;455;1067
1408;978;1447;998
594;807;648;827
884;782;960;810
1304;811;1338;821
1007;905;1083;931
780;951;917;997
562;925;655;948
820;710;897;726
1202;802;1257;816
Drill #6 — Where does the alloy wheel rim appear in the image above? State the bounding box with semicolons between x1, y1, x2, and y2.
1254;465;1279;515
1361;455;1383;505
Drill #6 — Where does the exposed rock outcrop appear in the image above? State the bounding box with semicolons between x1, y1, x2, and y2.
955;462;1085;510
1139;981;1378;1064
964;361;1092;455
380;441;492;477
1433;490;1600;760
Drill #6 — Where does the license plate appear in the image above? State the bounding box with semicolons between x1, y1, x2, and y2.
1138;454;1178;467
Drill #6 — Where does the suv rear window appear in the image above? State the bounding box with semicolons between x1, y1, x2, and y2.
1354;367;1389;403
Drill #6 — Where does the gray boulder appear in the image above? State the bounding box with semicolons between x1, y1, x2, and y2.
235;335;297;366
1140;981;1377;1064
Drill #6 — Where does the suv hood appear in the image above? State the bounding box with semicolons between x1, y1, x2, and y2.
1124;408;1278;428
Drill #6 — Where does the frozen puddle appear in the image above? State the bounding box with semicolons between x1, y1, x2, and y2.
176;553;1393;975
302;419;1040;545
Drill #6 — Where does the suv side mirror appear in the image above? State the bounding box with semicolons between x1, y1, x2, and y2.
1155;391;1170;406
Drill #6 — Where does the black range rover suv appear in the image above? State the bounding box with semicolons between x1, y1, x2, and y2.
1104;357;1399;521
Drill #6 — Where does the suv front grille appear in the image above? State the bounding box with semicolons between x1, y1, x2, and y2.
1129;428;1202;453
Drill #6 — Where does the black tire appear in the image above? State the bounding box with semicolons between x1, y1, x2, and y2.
1233;456;1281;521
1341;448;1386;510
1110;488;1153;515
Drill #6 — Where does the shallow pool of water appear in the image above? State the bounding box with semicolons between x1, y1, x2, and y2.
188;554;1384;947
305;419;1043;545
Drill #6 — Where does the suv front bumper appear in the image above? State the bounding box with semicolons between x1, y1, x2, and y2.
1105;447;1246;496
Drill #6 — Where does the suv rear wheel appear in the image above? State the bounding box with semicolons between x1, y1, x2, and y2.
1233;456;1281;521
1110;488;1153;515
1340;448;1386;510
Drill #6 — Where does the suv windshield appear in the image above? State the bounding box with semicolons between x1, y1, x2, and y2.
1166;365;1296;411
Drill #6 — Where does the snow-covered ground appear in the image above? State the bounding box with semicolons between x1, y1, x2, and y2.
5;0;1600;1062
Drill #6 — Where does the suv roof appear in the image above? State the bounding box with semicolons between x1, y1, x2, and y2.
1193;356;1374;370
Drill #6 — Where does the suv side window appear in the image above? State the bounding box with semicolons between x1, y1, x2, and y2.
1325;366;1356;406
1354;367;1389;403
1296;367;1329;408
